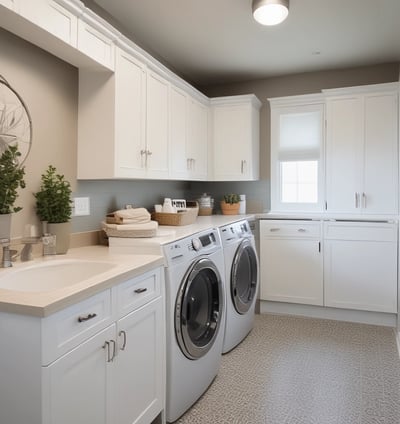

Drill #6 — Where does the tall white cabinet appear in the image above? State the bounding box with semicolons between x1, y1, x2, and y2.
211;95;261;181
325;83;399;215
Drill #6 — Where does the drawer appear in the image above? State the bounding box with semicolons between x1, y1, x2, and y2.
116;268;162;319
260;220;321;239
324;221;398;242
42;289;113;365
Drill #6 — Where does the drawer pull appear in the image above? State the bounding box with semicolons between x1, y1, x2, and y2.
297;228;306;232
119;330;127;351
134;287;147;294
77;313;97;323
269;228;280;232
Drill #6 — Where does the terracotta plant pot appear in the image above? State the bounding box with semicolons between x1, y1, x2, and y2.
220;201;240;215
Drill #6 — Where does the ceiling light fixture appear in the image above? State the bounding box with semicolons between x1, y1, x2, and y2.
252;0;289;26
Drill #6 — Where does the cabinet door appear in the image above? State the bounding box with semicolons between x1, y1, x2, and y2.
19;0;77;47
146;71;169;179
115;50;147;178
169;85;189;180
325;96;363;213
324;223;398;313
260;236;323;306
213;104;252;181
187;98;208;180
115;298;164;424
363;93;398;214
77;18;114;70
42;325;115;424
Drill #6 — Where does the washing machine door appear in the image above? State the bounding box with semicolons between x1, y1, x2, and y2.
175;257;223;360
231;238;258;314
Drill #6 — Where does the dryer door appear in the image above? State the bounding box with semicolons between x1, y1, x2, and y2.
231;238;258;314
175;257;223;360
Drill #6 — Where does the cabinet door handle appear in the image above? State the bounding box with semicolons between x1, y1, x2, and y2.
269;228;280;232
134;287;147;294
241;160;247;174
297;228;306;233
119;330;127;351
355;192;359;208
77;313;97;323
103;341;112;362
147;150;152;156
362;192;366;209
110;339;116;362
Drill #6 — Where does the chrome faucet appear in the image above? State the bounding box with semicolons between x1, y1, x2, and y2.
20;237;41;262
1;238;12;268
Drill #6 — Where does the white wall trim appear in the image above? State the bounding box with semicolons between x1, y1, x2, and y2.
259;300;397;327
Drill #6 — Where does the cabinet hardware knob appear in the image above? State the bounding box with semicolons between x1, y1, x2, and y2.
119;330;127;351
270;228;280;232
134;287;147;294
147;150;152;156
77;313;97;323
140;149;146;156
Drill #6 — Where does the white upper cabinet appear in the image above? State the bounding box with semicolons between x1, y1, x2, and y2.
325;83;399;215
78;47;156;179
169;86;210;181
211;95;261;181
77;8;116;71
18;0;78;47
187;97;209;180
169;85;190;180
145;69;170;179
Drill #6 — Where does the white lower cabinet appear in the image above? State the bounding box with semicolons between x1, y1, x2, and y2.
0;267;165;424
324;221;398;313
260;219;398;315
259;220;323;306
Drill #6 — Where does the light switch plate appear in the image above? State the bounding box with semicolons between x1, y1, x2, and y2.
73;197;90;216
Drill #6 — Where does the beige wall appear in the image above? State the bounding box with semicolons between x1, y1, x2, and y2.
0;28;78;238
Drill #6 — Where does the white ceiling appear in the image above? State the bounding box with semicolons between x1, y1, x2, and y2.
92;0;400;86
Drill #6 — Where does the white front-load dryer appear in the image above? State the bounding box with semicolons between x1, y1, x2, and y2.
163;228;225;422
219;219;258;354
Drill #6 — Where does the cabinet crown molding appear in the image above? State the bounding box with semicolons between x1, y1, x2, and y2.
322;82;399;97
210;94;262;109
268;92;325;107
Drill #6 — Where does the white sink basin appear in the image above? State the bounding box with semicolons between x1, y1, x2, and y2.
0;260;117;292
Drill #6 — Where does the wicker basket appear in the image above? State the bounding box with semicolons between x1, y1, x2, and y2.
152;201;199;226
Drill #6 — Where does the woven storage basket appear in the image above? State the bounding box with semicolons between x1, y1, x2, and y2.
152;201;199;226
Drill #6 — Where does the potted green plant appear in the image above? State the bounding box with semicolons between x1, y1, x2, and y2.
220;193;241;215
34;165;72;254
0;145;26;238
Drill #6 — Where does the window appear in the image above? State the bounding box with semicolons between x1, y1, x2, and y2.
270;98;324;212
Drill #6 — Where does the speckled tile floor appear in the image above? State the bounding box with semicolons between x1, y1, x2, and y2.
175;314;400;424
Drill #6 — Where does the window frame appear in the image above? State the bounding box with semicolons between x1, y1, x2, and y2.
269;96;325;213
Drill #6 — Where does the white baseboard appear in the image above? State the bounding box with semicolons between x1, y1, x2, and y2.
259;300;397;327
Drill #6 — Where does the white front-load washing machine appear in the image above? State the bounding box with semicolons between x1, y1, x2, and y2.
163;228;225;422
219;219;258;354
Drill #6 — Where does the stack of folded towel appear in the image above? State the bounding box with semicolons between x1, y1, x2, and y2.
102;207;158;238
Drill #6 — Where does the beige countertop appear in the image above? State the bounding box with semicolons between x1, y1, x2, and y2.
256;212;398;222
0;245;164;317
109;214;255;255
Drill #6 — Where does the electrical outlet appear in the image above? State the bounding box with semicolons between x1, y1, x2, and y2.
73;197;90;216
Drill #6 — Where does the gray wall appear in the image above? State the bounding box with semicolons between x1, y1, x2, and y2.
190;63;400;213
1;25;398;236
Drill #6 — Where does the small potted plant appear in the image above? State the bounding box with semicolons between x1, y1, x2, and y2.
34;165;72;254
220;193;241;215
0;145;26;238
